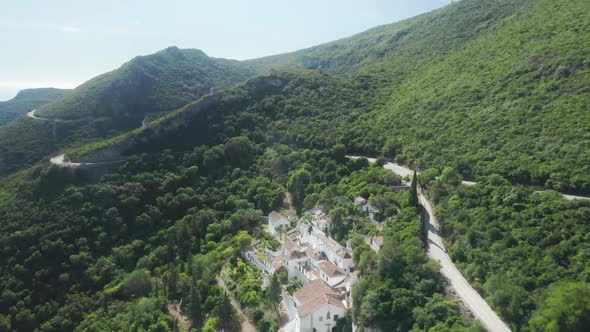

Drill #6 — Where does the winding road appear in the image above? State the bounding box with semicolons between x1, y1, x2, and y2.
26;109;124;167
27;109;72;122
48;154;124;168
348;156;512;332
347;155;589;330
26;109;48;121
347;156;589;201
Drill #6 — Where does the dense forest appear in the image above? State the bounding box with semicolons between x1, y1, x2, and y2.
422;171;590;331
0;141;479;331
0;48;258;175
1;0;589;331
2;0;589;194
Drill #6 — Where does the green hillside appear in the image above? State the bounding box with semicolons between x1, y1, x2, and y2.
36;47;255;120
363;0;590;195
0;88;66;126
0;47;257;174
245;0;521;72
69;0;590;195
1;0;589;331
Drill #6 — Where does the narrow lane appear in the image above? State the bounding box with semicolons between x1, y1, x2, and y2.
347;156;590;200
347;156;512;332
419;188;511;332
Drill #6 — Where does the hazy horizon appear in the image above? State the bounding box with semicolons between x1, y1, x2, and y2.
0;0;450;101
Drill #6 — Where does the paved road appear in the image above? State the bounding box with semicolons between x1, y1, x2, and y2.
348;155;475;187
26;109;48;121
27;108;70;122
28;109;126;168
49;153;124;168
418;188;511;332
348;156;511;332
347;156;589;200
536;191;590;201
50;154;81;166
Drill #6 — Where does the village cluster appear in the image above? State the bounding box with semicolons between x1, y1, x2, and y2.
242;198;385;332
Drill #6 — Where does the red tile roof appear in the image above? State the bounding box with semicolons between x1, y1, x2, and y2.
294;279;347;317
319;260;345;278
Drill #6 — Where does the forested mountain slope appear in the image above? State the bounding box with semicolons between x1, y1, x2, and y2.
0;69;485;331
0;47;257;175
68;0;590;194
0;88;66;126
0;0;529;176
245;0;526;72
36;47;255;120
1;0;590;331
355;0;590;195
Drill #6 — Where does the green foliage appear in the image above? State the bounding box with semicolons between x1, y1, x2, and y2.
76;297;173;331
215;292;240;331
0;48;257;175
435;176;590;329
0;0;588;330
287;167;312;213
224;260;264;307
0;143;338;330
325;167;478;331
352;206;478;331
121;270;152;298
529;281;590;332
39;47;255;120
0;88;66;126
189;284;203;327
201;317;219;332
269;273;281;319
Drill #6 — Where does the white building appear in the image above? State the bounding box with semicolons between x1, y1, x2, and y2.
318;260;347;287
366;235;384;252
269;211;290;237
354;196;379;221
312;233;354;273
354;196;367;206
305;207;332;233
292;279;349;332
285;249;314;283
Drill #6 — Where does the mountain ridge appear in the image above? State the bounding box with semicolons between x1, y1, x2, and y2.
0;88;67;127
1;0;589;331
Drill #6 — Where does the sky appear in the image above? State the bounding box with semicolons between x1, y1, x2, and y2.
0;0;450;101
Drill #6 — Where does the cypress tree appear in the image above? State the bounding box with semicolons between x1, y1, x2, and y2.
216;292;235;330
269;273;281;319
189;283;202;327
167;264;178;298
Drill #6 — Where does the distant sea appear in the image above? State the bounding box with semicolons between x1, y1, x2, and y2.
0;87;19;102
